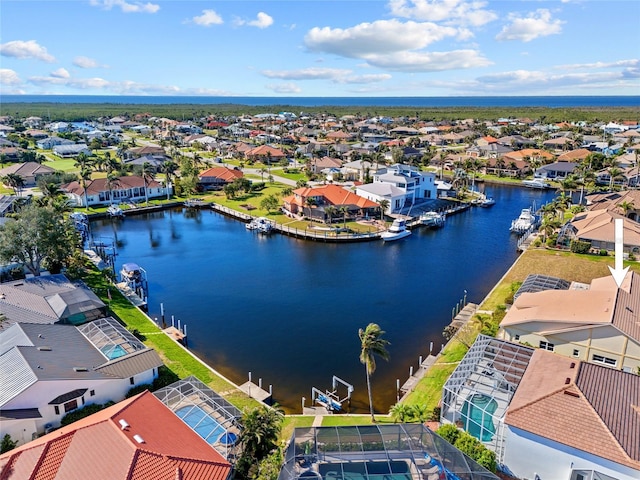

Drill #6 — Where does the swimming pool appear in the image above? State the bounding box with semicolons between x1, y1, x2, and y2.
100;344;127;360
460;393;498;442
175;405;226;445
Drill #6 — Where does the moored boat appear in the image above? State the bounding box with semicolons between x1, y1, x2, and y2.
380;218;411;242
510;208;536;233
522;179;551;189
420;211;446;227
246;217;274;234
479;197;495;207
107;204;124;217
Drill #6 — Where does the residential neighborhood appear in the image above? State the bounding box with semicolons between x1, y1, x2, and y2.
0;107;639;480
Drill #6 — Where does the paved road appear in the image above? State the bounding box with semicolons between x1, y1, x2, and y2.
242;168;297;186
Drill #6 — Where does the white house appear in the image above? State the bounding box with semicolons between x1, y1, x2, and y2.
61;175;171;207
52;143;91;158
356;163;437;213
0;318;163;445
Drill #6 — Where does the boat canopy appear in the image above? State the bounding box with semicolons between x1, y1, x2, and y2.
122;263;141;273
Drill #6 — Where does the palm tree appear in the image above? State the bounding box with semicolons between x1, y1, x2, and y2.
619;200;635;217
105;172;121;205
378;199;390;221
78;167;92;210
141;162;155;205
359;323;390;422
339;205;349;228
304;197;317;219
389;403;413;423
237;405;283;477
160;160;178;200
324;205;337;224
2;173;25;196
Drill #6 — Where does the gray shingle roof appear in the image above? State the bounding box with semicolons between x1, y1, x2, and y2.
0;348;37;406
0;408;42;420
95;349;163;379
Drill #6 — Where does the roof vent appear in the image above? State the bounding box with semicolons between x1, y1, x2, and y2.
37;346;52;351
570;362;576;369
73;367;89;372
119;419;130;430
564;377;571;384
564;390;579;398
133;434;145;444
38;334;43;338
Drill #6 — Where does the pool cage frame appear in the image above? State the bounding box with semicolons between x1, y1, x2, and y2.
154;376;243;460
440;335;534;462
77;316;146;359
278;424;499;480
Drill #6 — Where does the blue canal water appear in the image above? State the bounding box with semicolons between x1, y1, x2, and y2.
90;184;556;413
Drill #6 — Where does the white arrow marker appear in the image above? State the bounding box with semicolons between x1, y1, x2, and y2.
608;218;629;288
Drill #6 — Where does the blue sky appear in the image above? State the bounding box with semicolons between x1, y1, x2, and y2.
1;0;639;97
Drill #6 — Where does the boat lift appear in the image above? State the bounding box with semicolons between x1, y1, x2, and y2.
312;376;354;412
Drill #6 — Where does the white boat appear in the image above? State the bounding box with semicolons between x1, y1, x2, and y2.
479;197;495;207
380;218;412;242
510;208;536;233
420;211;446;227
107;204;124;217
522;179;551;189
246;217;273;234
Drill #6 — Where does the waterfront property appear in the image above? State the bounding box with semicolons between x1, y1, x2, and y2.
0;317;163;444
198;166;244;190
278;424;499;480
499;270;640;373
0;162;56;187
0;390;232;480
503;349;640;480
61;174;171;207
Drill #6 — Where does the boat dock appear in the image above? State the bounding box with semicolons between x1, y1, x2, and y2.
115;282;147;309
239;381;273;404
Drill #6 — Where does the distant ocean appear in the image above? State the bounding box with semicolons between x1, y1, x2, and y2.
1;95;639;108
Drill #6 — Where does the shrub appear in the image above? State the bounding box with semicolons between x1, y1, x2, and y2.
61;401;115;426
126;384;152;398
599;249;608;256
1;434;17;454
570;239;591;254
430;406;441;422
435;423;460;445
152;365;179;390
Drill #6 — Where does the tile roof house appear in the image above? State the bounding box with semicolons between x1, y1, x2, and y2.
0;318;163;445
503;349;640;480
587;190;640;221
0;274;106;327
282;183;379;223
244;144;286;163
0;162;56;187
0;390;231;480
198;166;243;189
499;270;640;373
61;175;169;207
557;209;640;252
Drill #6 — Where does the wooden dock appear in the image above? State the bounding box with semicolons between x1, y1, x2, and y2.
449;302;479;329
115;282;147;309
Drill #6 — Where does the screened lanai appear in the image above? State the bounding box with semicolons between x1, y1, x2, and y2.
440;335;534;461
154;376;242;460
278;424;499;480
513;274;570;301
77;316;146;360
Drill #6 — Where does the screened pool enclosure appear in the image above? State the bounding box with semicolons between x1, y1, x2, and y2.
278;424;499;480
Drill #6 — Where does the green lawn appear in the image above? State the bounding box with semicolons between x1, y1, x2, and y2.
281;416;315;441
43;157;77;172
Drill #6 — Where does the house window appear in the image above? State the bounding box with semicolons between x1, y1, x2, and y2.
90;390;95;397
64;399;78;413
592;354;616;366
54;405;60;415
539;341;554;351
130;376;135;385
514;334;520;341
573;349;580;357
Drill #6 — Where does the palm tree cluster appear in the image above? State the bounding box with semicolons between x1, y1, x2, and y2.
236;405;283;479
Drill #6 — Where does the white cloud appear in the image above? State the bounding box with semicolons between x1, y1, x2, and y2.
192;9;223;27
0;69;22;85
305;20;458;57
340;73;392;84
73;56;107;68
51;68;70;79
262;68;352;80
559;59;639;70
366;49;492;72
388;0;497;27
89;0;159;14
266;82;302;94
235;12;274;29
0;40;55;62
496;9;564;42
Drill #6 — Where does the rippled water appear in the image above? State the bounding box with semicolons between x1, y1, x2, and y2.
90;184;556;413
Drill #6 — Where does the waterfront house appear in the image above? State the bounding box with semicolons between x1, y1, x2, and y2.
0;390;231;480
0;317;163;444
587;190;640;220
198;166;244;189
498;270;640;373
278;424;499;480
557;209;640;252
356;163;437;214
533;161;578;180
557;148;592;162
0;274;106;327
502;349;640;480
282;183;379;223
0;162;56;187
61;175;170;206
245;144;287;164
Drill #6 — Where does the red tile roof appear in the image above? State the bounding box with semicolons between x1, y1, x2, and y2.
199;166;244;182
246;145;285;157
292;184;378;209
0;391;230;480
